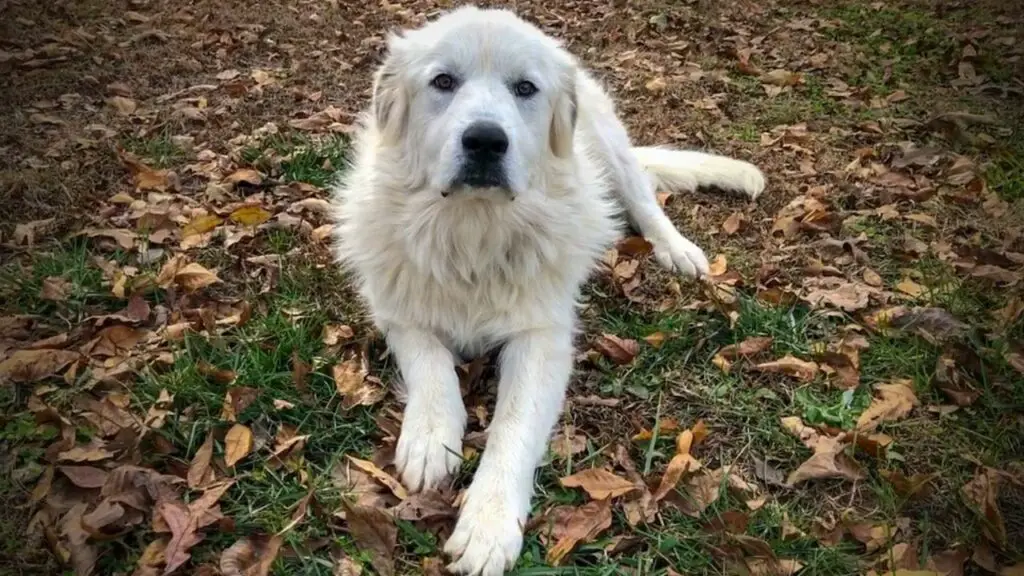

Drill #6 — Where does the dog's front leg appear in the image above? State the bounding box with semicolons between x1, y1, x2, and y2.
445;327;573;576
388;325;467;492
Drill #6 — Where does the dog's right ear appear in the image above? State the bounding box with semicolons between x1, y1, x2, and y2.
372;35;408;146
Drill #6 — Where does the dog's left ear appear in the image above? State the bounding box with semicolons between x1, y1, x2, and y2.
372;34;409;146
549;68;578;158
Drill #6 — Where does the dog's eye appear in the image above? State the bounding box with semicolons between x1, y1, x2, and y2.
431;73;457;92
514;80;538;98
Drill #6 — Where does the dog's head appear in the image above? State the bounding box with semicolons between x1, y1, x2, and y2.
369;6;578;200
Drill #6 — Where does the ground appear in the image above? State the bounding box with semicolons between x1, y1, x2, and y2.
1;0;1023;575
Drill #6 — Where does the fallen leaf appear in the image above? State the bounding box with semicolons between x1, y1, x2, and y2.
880;469;938;500
219;535;283;576
645;77;667;93
107;95;137;115
971;265;1021;285
856;380;919;432
40;276;72;301
594;333;639;365
560;468;637;500
58;465;109;489
322;324;355;346
653;429;702;501
545;499;613;566
224;423;254;467
182;214;223;237
716;336;774;361
346;456;408;500
803;278;873;312
863;268;884;287
786;435;865;486
187;432;215;488
897;278;925;297
722;212;747;235
341;501;397;576
0;349;79;383
781;417;865;485
225;169;264;187
961;468;1007;547
873;306;969;345
760;69;804;86
753;355;819;381
333;357;386;409
550;426;587;460
709;254;728;276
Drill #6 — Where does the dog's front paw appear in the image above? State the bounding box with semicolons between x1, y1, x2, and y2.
729;161;766;200
651;231;710;279
444;486;525;576
395;399;466;492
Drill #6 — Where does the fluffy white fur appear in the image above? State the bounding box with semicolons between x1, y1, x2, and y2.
331;6;766;575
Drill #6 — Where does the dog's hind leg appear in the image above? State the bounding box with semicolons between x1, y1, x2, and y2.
575;72;765;278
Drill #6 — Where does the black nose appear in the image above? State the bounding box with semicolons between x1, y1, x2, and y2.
461;122;508;157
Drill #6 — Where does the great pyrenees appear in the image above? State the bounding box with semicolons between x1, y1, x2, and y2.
331;6;765;574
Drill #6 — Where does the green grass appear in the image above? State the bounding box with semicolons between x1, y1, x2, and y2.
241;134;349;187
0;240;122;317
121;129;186;168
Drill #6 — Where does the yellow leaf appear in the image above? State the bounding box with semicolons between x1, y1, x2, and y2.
225;168;263;186
855;380;919;432
559;468;637;500
224;424;254;467
709;254;728;276
230;205;272;226
643;332;667;348
753;355;820;381
182;214;224;237
346;455;408;500
896;278;925;297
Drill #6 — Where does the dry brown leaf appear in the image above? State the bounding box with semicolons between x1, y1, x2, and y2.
58;465;109;489
709;254;728;276
643;331;667;349
716;336;774;361
594;333;639;365
333;357;386;409
753;355;819;382
760;69;804;86
786;435;866;486
897;278;925;297
550;426;587;460
182;214;223;237
225;169;263;187
346;456;408;500
224;424;254;467
856;380;919;432
322;324;355;346
341;501;397;576
803;278;873;312
961;468;1007;547
863;268;884;287
545;499;613;566
0;348;80;383
653;429;702;501
722;212;747;235
559;468;637;500
880;469;938;500
219;535;283;576
107;95;137;115
197;362;237;385
40;276;72;301
187;432;215;488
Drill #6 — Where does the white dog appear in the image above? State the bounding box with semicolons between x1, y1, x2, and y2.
331;6;765;574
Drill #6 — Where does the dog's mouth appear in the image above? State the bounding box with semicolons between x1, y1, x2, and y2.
445;162;512;198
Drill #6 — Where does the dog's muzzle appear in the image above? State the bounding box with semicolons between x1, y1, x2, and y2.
450;121;511;194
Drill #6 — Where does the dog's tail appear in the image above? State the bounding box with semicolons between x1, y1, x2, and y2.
631;146;765;200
